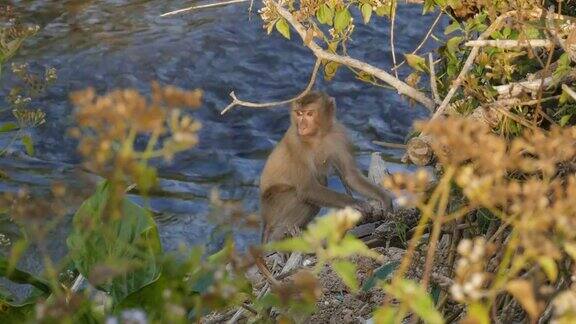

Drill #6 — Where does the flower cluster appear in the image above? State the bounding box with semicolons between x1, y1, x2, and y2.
69;83;202;189
450;238;491;302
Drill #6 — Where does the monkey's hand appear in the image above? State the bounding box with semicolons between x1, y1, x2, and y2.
353;200;390;224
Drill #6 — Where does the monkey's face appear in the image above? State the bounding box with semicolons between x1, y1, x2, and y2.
293;105;320;137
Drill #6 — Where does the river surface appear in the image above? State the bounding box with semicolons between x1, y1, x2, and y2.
0;0;444;297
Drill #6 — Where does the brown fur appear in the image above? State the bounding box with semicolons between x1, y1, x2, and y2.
260;92;392;242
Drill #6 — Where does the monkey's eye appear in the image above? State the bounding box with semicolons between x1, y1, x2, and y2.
296;111;303;116
306;111;314;117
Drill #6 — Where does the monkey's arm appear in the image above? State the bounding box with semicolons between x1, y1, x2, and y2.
297;180;359;208
333;151;393;209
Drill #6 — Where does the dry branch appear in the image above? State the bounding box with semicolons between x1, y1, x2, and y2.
464;39;553;48
271;2;436;111
220;58;321;115
160;0;250;16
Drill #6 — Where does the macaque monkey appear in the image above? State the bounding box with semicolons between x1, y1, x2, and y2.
259;92;393;242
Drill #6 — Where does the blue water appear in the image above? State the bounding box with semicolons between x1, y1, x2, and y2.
0;0;444;297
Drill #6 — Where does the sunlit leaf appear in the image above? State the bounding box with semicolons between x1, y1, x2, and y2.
334;8;351;32
387;279;444;324
506;279;540;320
275;19;291;40
0;123;18;132
445;21;461;35
324;61;340;81
537;256;558;282
316;4;334;26
265;236;313;253
22;135;34;156
564;242;576;261
332;260;358;292
405;54;428;72
463;302;490;324
360;4;372;24
373;306;397;323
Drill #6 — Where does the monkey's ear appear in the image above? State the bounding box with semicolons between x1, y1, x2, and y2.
327;97;337;115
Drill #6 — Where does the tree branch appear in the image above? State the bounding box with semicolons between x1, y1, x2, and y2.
464;39;554;48
220;58;321;115
160;0;250;17
272;1;436;111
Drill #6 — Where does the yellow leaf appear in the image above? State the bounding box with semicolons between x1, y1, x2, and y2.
564;242;576;261
537;256;558;282
332;260;359;292
506;280;540;320
275;19;291;40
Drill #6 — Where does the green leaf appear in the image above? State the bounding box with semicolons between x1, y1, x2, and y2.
405;54;428;72
0;122;18;132
388;280;444;324
66;181;162;304
21;135;34;156
275;19;291;40
560;114;572;127
376;4;392;17
444;21;461;35
360;4;372;24
374;307;397;323
524;26;540;39
446;36;463;58
134;163;158;194
0;254;51;294
537;256;558;282
265;236;313;253
553;53;572;81
332;260;358;292
362;261;399;292
334;8;352;32
466;302;490;324
316;4;334;25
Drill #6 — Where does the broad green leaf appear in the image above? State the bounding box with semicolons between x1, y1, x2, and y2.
0;254;51;295
265;236;313;253
506;279;539;320
362;261;399;292
66;181;162;304
332;260;358;292
560;115;572;127
316;4;334;25
537;256;558;282
0;122;18;132
334;8;351;32
405;54;428;72
275;19;291;40
22;135;34;156
360;4;372;24
444;21;461;35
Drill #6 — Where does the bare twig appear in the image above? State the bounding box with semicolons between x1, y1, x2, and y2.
220;58;321;115
393;11;443;71
429;53;441;104
464;39;554;48
272;2;436;110
160;0;250;17
390;1;399;79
